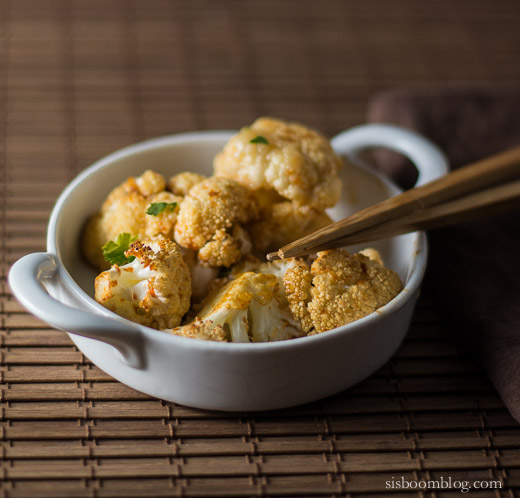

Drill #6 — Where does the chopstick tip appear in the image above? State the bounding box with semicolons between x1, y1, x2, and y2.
266;250;284;261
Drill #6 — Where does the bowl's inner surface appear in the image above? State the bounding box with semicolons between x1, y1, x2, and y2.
53;134;418;302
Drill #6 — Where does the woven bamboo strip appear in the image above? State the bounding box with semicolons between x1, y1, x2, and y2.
5;250;49;264
1;351;84;365
2;411;517;441
0;372;495;395
0;376;496;404
1;383;146;401
2;300;37;313
2;319;64;332
0;395;505;420
1;182;65;194
1;449;517;479
2;365;112;382
0;339;467;360
348;376;493;395
0;472;509;497
5;209;50;221
0;355;489;379
4;403;169;420
3;433;519;460
4;237;47;251
0;330;73;346
3;221;47;234
385;357;479;375
0;359;482;383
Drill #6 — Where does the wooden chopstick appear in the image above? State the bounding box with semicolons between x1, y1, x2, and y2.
297;179;520;251
267;146;520;260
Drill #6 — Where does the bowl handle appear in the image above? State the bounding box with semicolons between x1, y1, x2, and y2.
8;252;145;368
331;123;449;186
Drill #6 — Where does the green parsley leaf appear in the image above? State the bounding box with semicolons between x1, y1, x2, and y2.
146;202;178;216
250;135;269;144
102;233;138;266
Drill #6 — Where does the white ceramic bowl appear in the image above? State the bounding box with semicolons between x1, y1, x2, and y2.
9;124;448;411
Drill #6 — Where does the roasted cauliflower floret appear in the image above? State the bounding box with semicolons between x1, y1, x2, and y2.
214;117;342;210
83;192;147;270
144;191;182;239
135;169;167;196
175;271;305;343
284;248;403;334
197;225;253;268
248;202;333;253
280;260;315;333
168;171;206;196
83;170;181;270
174;176;258;267
95;238;191;330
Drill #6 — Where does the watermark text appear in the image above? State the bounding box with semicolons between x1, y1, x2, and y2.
385;476;502;493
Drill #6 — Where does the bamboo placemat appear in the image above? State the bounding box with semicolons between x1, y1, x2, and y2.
2;1;520;496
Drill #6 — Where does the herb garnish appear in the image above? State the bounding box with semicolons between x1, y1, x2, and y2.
250;135;269;144
102;233;138;266
146;202;178;216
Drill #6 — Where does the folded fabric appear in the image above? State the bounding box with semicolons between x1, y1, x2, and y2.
367;88;520;422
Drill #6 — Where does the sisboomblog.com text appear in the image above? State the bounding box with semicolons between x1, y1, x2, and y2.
385;476;503;493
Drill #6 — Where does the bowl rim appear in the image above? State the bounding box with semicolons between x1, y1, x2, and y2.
46;130;427;353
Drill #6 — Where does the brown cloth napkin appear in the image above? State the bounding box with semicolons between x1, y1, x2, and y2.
367;87;520;422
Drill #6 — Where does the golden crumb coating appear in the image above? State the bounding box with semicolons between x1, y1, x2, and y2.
168;171;207;196
168;318;228;342
283;261;314;333
307;249;403;333
248;201;333;253
174;176;258;267
214;117;342;210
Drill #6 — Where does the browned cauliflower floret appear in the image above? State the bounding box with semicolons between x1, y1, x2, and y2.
174;176;258;267
283;261;314;333
144;191;182;239
83;170;181;270
94;238;191;330
283;248;403;334
214;117;342;210
248;201;333;253
197;228;243;268
135;169;167;196
174;271;304;343
168;172;206;196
